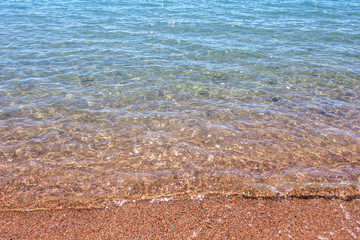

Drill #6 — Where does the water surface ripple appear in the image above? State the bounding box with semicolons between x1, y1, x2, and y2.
1;0;360;210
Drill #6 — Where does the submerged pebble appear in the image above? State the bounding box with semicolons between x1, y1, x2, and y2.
198;91;210;97
271;97;281;102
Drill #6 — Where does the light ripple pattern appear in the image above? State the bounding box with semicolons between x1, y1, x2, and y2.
0;0;360;210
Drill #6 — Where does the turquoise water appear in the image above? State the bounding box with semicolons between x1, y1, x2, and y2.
0;0;360;210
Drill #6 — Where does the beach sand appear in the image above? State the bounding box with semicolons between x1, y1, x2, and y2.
1;195;359;239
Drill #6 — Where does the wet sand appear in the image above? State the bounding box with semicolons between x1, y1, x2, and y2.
1;195;359;239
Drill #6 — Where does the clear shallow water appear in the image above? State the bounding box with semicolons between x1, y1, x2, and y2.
0;0;360;210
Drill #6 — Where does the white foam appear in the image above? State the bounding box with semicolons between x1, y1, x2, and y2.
113;200;127;207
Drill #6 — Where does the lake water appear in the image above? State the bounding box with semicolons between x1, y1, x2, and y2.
1;0;360;210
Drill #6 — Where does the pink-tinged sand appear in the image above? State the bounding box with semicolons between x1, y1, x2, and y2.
1;195;359;239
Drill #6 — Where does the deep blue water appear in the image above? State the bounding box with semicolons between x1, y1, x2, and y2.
0;0;360;209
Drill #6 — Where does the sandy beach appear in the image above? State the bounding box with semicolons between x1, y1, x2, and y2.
1;195;359;239
1;1;360;239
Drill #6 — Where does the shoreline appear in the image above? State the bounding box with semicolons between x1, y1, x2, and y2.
1;194;359;239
